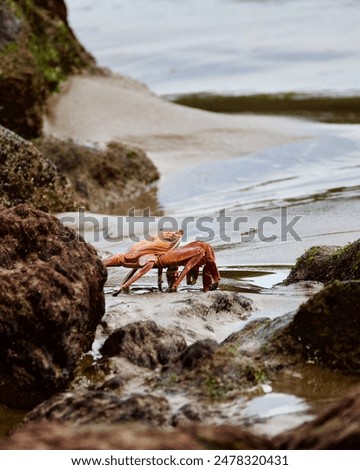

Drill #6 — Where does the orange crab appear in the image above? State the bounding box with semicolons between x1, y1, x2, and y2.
103;230;220;295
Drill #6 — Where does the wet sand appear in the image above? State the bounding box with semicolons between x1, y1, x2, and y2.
44;73;308;178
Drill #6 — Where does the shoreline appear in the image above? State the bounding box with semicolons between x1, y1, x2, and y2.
169;92;360;125
44;72;310;179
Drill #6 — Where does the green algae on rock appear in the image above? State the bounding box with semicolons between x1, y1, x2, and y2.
290;280;360;372
0;125;78;212
35;137;160;213
0;0;95;138
285;239;360;284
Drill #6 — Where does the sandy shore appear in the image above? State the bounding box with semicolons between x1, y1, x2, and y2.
44;72;308;178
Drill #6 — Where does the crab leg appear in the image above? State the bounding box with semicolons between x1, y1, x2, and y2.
157;267;164;291
120;254;157;291
159;246;206;292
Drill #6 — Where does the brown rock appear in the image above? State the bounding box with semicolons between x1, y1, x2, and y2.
25;391;171;428
285;239;360;284
0;125;78;212
100;320;187;369
0;204;107;407
4;385;360;449
0;0;95;138
290;280;360;372
0;421;203;450
35;138;160;213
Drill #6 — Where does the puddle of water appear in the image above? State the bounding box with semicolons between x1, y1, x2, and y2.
220;266;290;289
241;392;312;437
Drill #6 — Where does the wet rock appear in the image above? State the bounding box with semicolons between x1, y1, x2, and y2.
0;420;273;450
226;280;360;373
210;292;253;313
95;375;126;393
275;385;360;449
35;138;160;213
178;292;253;320
285;239;360;284
158;338;266;400
100;321;187;369
0;125;78;212
289;280;360;372
0;421;205;450
179;339;219;370
0;0;95;138
0;204;107;407
171;403;204;427
223;314;303;370
4;387;360;449
25;391;171;428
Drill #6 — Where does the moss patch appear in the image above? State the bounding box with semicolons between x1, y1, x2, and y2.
285;239;360;284
35;137;160;213
0;0;96;138
0;125;78;212
290;280;360;372
170;92;360;124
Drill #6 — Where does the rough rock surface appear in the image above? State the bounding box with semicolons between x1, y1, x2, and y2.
289;280;360;372
25;391;171;427
0;0;95;138
100;320;187;369
35;138;160;213
285;239;360;284
0;204;107;407
0;421;273;450
157;338;267;400
0;125;78;212
4;385;360;449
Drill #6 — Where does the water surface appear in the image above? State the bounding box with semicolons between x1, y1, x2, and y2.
66;0;360;95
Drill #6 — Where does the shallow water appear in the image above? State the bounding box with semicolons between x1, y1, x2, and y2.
158;122;360;215
66;0;360;96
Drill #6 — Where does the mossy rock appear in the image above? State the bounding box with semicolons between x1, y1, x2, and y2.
0;125;78;212
0;0;96;138
285;240;360;284
290;280;360;372
35;137;160;212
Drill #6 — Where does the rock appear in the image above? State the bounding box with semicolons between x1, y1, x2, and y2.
100;320;187;369
0;421;207;450
210;292;253;314
275;385;360;449
179;339;219;370
0;125;78;212
223;279;360;374
4;385;360;449
289;280;360;371
180;292;253;318
285;239;360;284
35;138;160;213
0;0;95;138
25;391;171;428
0;204;107;407
171;403;204;427
158;338;267;400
